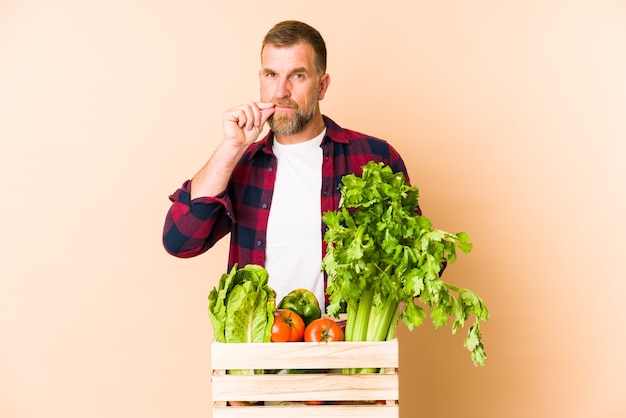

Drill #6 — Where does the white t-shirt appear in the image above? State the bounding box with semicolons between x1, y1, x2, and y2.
265;129;326;311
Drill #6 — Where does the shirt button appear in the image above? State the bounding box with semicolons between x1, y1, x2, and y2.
268;166;274;172
262;203;268;209
256;240;262;247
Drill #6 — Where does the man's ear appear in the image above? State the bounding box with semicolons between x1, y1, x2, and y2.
318;73;331;100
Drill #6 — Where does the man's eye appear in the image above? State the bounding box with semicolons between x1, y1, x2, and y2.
293;74;303;79
266;73;277;78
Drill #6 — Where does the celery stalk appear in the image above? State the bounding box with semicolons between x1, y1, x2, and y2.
366;296;399;341
352;288;373;341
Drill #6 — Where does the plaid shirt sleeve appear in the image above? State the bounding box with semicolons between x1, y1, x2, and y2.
162;180;235;258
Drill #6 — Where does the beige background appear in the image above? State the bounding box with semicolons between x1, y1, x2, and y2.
1;1;625;417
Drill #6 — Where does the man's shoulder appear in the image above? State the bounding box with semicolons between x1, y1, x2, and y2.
323;115;407;176
323;115;390;145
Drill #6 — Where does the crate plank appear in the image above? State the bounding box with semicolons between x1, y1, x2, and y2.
213;404;399;418
211;339;398;370
212;373;398;402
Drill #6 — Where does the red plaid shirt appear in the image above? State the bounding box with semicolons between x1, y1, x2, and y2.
163;116;412;279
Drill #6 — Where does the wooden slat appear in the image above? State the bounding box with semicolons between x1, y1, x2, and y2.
211;339;398;370
212;373;398;402
212;404;399;418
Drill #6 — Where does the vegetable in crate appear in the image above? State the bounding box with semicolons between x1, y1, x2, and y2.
304;318;344;343
271;309;305;342
321;161;490;367
208;263;276;346
278;288;322;326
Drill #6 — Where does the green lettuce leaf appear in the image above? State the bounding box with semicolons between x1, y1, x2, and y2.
208;264;276;344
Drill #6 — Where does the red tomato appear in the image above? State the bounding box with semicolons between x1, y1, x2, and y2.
271;309;305;342
304;318;344;343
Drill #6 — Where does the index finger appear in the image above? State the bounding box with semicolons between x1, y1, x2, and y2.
256;101;275;110
256;102;275;126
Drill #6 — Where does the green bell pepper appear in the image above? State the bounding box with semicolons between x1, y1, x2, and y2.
278;288;322;326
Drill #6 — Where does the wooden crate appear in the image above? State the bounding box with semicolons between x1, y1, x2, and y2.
211;339;399;417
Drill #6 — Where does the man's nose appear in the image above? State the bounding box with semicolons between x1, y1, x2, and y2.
274;77;291;98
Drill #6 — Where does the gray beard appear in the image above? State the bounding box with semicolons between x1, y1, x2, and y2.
268;106;316;136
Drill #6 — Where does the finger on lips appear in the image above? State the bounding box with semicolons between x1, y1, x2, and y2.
231;102;275;130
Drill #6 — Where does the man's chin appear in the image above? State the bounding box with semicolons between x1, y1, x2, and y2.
269;110;316;136
269;116;297;135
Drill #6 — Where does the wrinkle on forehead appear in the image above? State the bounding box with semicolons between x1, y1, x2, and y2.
261;43;318;76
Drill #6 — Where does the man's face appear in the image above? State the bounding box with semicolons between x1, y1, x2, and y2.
259;42;327;136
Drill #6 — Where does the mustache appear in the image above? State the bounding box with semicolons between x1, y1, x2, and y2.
272;99;298;109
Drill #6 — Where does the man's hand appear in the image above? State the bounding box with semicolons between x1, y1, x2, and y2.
190;101;275;199
223;101;275;150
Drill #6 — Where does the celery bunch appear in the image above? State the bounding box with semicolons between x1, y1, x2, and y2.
321;161;489;367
